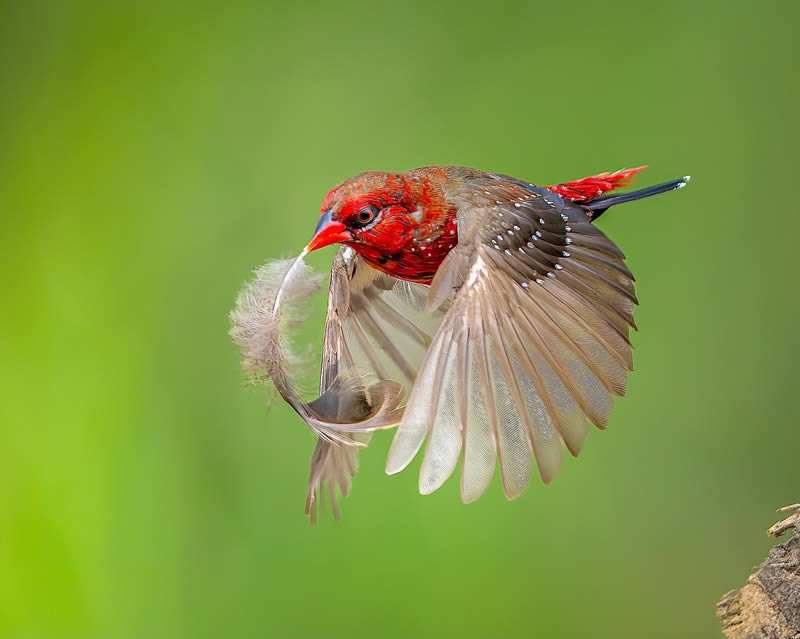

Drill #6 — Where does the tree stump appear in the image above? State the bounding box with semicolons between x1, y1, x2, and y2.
717;505;800;638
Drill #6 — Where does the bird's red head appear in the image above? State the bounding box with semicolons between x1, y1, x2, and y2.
306;169;456;283
306;172;413;252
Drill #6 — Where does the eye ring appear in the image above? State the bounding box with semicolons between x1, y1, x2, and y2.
353;205;378;228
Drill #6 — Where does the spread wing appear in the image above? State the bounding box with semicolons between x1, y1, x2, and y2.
306;247;443;520
386;177;636;502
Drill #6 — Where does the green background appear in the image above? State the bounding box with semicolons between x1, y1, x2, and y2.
1;1;798;637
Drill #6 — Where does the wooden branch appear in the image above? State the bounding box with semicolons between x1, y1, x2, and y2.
717;504;800;638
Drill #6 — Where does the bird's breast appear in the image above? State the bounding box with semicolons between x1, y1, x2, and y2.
352;216;459;284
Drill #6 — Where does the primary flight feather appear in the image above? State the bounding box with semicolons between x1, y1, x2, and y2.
231;165;689;518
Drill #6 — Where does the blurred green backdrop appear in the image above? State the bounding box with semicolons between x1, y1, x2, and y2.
1;1;798;637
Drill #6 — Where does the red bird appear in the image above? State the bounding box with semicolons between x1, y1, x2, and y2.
258;165;688;517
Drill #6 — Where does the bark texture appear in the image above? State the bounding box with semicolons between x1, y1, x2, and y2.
717;506;800;638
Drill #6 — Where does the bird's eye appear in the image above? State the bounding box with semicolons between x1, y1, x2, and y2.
352;206;378;228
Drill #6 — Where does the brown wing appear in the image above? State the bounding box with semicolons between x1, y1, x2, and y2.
306;247;443;520
386;177;636;502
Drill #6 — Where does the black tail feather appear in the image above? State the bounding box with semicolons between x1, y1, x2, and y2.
587;175;690;220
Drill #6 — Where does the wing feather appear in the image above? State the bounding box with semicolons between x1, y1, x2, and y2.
482;304;533;498
307;248;442;519
387;180;636;501
419;331;461;493
488;299;562;487
385;328;448;474
505;307;587;458
511;294;615;427
460;297;497;502
351;300;417;383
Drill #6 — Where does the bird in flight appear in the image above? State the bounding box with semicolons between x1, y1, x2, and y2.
232;165;689;519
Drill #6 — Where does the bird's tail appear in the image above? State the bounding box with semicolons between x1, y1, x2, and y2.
548;166;690;220
585;175;690;219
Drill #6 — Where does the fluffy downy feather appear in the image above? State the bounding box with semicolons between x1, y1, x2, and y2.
230;253;404;446
230;255;322;385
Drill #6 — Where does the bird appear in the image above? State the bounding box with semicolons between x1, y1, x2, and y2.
238;165;689;519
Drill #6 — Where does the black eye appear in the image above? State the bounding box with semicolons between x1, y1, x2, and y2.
353;206;378;228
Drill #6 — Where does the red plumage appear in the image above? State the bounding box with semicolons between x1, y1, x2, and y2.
233;164;689;518
547;165;647;202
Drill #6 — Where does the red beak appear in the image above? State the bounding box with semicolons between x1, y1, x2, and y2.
306;210;353;252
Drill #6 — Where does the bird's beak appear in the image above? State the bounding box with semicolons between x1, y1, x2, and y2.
305;210;353;253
